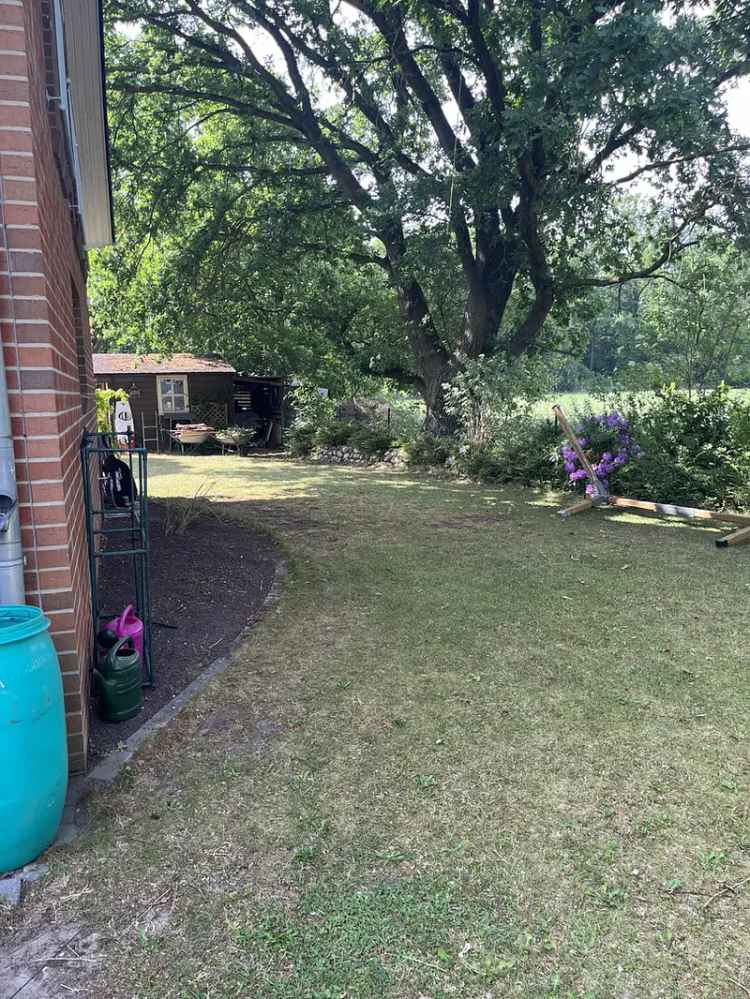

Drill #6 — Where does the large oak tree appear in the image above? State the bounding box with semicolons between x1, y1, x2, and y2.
108;0;750;429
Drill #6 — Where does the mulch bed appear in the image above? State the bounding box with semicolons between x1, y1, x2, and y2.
88;502;279;761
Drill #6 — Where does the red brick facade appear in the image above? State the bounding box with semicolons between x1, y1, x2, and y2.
1;0;97;772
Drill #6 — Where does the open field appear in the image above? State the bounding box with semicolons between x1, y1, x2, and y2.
3;455;750;998
534;388;750;421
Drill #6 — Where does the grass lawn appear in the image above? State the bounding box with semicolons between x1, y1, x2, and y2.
4;455;750;998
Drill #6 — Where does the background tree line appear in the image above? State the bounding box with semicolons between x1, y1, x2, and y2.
93;0;750;418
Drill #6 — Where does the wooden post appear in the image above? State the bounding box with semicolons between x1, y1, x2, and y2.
716;525;750;548
552;406;600;486
559;497;594;519
608;496;750;528
554;403;608;519
552;404;608;503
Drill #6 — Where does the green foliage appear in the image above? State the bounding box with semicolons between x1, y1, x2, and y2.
392;385;750;509
287;387;399;458
286;423;318;458
445;356;557;446
95;386;128;433
310;419;396;458
494;420;568;488
554;239;750;395
618;385;750;509
99;3;750;425
446;419;566;487
451;443;507;483
552;281;647;392
439;356;563;485
316;420;356;448
638;243;750;393
286;384;337;456
347;424;395;459
89;65;410;393
373;390;425;442
160;482;214;536
403;434;453;467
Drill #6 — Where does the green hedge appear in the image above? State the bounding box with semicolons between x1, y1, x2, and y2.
616;386;750;509
288;386;750;511
288;419;397;459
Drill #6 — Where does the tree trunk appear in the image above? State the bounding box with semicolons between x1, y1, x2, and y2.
382;220;459;434
460;217;518;359
422;367;457;436
507;282;555;357
397;275;458;435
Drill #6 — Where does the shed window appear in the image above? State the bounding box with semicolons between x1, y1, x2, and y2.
157;376;189;414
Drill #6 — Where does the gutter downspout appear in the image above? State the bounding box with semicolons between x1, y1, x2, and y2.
0;344;24;604
0;175;26;605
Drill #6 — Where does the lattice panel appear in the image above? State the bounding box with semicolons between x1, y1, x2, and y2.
191;400;228;428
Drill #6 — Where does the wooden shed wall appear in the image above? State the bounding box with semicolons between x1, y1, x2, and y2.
188;372;234;403
96;371;234;443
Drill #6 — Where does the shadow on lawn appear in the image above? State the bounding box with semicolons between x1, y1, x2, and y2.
5;454;749;999
149;452;732;550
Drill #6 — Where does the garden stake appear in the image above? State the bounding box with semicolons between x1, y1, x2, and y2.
553;404;750;548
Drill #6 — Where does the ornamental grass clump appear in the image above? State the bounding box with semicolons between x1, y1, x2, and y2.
561;411;643;495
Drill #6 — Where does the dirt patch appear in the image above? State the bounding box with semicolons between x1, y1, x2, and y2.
197;705;284;755
88;503;279;761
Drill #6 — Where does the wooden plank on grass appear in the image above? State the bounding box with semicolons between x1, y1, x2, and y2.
559;497;594;519
716;525;750;548
608;496;750;527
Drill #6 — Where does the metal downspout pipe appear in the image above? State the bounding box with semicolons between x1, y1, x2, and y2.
0;334;24;605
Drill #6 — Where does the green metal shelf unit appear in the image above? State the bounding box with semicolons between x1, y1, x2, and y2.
80;432;154;686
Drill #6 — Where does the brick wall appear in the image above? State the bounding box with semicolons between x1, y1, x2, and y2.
0;0;96;772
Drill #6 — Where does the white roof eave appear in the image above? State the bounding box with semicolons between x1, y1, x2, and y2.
63;0;113;249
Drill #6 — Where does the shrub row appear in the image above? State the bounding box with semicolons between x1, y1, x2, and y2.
614;386;750;509
288;386;750;510
287;419;395;459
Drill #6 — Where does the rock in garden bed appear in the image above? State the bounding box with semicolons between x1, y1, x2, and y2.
311;444;369;464
310;444;409;468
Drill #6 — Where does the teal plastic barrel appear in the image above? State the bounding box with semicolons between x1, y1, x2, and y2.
0;606;68;874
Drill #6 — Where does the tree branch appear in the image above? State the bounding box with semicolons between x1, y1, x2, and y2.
578;122;641;181
344;0;476;170
114;81;297;129
571;237;701;289
608;143;750;187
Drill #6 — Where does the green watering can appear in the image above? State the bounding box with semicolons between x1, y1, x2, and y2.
94;634;143;723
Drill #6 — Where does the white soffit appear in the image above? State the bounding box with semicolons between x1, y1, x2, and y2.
62;0;113;248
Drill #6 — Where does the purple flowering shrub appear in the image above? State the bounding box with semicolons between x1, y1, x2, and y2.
561;411;643;494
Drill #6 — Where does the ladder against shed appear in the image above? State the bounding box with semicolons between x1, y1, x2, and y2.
141;411;160;452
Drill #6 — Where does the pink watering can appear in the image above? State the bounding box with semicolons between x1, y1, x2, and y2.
106;605;144;664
